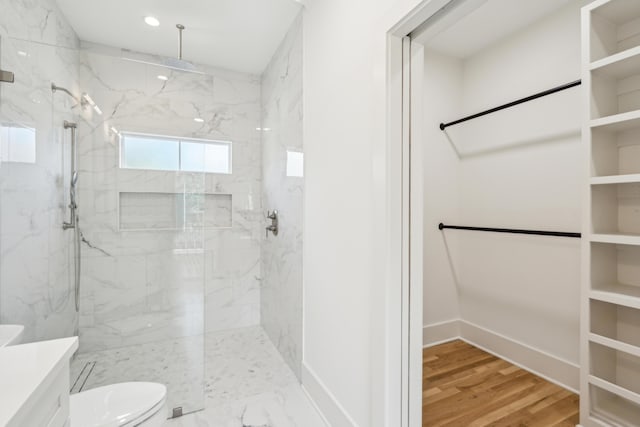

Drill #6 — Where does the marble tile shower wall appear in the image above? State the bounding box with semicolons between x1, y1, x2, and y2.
77;49;264;352
261;15;303;378
0;0;80;343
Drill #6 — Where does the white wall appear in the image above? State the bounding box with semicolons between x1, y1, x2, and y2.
458;1;582;365
421;1;583;367
301;0;426;425
302;3;376;420
422;50;463;331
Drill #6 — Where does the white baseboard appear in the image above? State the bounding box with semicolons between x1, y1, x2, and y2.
301;362;359;427
422;319;580;393
300;383;332;427
422;319;460;347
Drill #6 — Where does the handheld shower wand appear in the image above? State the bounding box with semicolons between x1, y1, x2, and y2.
60;120;82;313
63;121;78;230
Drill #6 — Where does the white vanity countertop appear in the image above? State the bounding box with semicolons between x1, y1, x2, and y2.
0;337;78;426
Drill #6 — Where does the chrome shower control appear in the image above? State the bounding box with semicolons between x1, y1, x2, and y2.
266;210;278;237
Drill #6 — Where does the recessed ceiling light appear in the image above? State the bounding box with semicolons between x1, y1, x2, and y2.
157;75;168;81
194;118;204;123
17;51;28;57
144;16;160;27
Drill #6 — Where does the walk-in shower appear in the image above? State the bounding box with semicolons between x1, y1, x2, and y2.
1;0;305;423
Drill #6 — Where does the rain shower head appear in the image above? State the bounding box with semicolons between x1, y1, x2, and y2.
120;23;203;74
163;57;197;72
163;24;197;72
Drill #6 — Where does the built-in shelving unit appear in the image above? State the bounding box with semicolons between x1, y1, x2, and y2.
583;0;640;425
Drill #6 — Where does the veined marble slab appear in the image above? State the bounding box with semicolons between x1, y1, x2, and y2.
77;47;264;352
260;14;304;380
0;0;80;344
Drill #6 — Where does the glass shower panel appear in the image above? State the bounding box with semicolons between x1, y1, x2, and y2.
73;48;207;416
0;35;78;343
0;32;208;417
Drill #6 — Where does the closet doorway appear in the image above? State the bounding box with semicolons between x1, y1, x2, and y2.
398;0;587;425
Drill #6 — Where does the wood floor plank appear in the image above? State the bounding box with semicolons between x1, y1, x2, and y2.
423;340;579;426
424;373;537;426
428;358;513;392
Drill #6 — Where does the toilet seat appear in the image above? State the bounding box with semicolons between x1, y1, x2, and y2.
70;382;167;427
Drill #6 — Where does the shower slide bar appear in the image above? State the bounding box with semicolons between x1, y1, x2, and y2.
438;79;582;130
438;223;581;238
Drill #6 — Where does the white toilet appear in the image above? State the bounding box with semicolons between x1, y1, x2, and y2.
70;382;167;427
0;324;24;347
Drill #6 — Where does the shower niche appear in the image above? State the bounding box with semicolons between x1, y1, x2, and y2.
118;192;232;231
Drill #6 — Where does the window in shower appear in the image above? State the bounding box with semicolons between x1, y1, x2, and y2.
286;150;304;177
120;132;232;174
0;124;36;164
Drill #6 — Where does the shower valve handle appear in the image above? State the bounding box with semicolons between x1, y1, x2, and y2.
266;210;278;237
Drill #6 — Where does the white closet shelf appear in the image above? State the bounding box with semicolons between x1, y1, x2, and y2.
590;174;640;185
590;233;640;245
589;333;640;358
591;284;640;310
590;110;640;132
591;45;640;79
589;375;640;406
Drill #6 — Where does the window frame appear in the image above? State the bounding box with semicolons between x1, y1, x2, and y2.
119;131;233;174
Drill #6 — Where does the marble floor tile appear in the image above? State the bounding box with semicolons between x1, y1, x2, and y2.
69;326;323;426
204;326;298;408
164;383;327;427
71;334;205;414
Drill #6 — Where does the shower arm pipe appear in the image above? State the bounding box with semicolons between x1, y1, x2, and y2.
51;82;80;104
63;120;78;230
178;24;184;60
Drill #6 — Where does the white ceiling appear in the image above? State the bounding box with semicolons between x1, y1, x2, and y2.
414;0;573;59
55;0;303;74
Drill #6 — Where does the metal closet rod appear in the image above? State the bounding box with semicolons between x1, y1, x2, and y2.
438;223;581;238
439;79;582;131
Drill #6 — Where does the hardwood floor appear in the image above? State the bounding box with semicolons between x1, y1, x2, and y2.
423;340;579;426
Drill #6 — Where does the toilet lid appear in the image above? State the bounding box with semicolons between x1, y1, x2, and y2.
71;382;166;427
